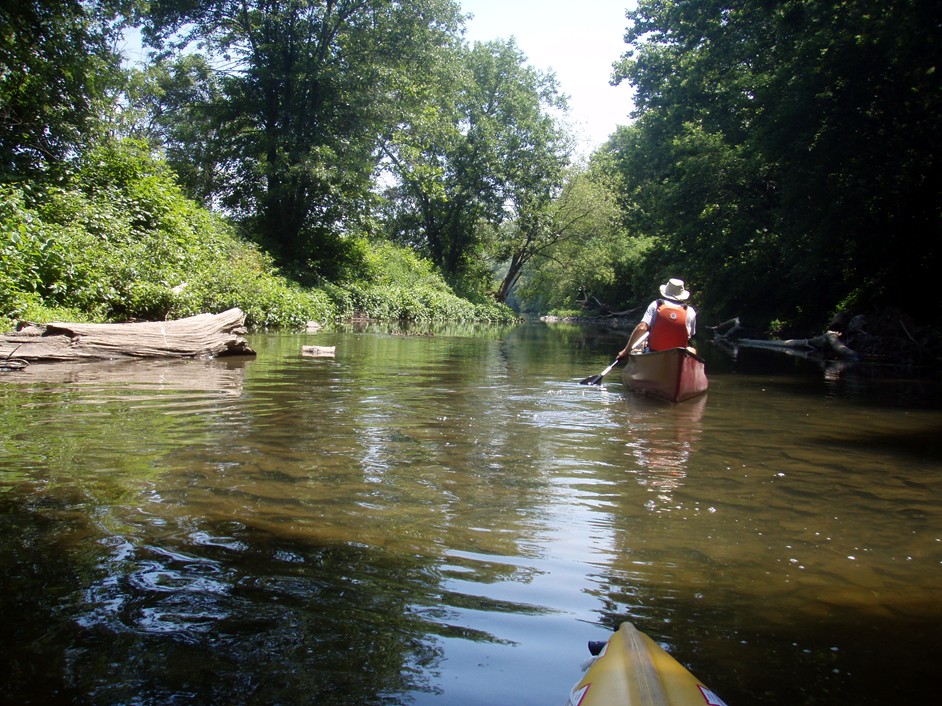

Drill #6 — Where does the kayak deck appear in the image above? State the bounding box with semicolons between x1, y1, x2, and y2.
568;622;727;706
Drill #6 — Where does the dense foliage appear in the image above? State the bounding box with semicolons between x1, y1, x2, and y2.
604;0;941;329
506;164;629;311
0;1;523;330
0;1;132;180
380;38;571;287
138;0;467;272
0;139;515;331
2;0;938;335
327;243;515;323
0;140;335;330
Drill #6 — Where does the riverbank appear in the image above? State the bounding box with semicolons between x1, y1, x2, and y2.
540;307;942;369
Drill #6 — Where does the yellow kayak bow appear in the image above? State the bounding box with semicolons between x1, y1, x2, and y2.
568;622;728;706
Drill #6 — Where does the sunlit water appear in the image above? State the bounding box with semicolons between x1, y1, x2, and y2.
0;322;939;705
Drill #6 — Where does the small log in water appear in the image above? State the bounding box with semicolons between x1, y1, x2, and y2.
301;346;335;357
0;308;255;362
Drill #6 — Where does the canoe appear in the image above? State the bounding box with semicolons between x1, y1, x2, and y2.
622;347;708;403
567;622;727;706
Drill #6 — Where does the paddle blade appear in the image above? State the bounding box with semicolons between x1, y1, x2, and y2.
579;359;619;385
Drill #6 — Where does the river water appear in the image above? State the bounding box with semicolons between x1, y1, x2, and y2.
0;322;939;705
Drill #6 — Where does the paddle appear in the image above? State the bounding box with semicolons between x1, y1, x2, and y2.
579;332;649;386
579;359;619;386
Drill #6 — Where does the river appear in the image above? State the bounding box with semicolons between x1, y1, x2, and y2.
0;322;939;705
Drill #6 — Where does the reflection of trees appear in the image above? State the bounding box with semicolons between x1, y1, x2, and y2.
233;329;556;565
8;357;250;392
0;326;566;703
0;363;250;703
3;322;695;703
72;525;447;704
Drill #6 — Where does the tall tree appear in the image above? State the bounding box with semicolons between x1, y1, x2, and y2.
609;0;941;326
512;157;643;314
0;1;132;180
492;166;620;303
122;54;226;207
142;0;465;269
381;38;570;284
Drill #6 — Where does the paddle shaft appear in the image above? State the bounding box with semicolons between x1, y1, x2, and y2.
579;331;650;385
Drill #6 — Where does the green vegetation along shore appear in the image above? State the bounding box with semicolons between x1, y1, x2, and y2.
2;1;938;342
1;140;515;333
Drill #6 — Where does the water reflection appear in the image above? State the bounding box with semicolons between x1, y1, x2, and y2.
622;393;708;512
7;356;250;394
0;324;939;705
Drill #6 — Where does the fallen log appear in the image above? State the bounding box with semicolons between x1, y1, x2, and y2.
710;317;745;339
0;308;255;363
725;331;859;360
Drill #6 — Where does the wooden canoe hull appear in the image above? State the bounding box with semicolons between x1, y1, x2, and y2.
622;348;708;403
568;622;727;706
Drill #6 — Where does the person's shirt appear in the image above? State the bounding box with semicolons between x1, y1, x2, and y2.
641;298;697;338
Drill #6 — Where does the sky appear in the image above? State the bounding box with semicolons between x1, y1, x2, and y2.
459;0;637;156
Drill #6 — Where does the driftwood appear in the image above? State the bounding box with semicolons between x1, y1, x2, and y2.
711;317;745;339
712;316;859;360
0;308;255;363
733;332;859;359
301;345;335;357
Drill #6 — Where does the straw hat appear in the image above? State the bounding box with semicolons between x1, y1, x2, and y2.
659;278;690;301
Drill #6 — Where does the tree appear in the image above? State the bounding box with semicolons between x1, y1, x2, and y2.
141;0;465;271
381;38;570;285
0;1;132;180
122;54;226;207
492;165;621;304
609;0;942;327
512;158;643;315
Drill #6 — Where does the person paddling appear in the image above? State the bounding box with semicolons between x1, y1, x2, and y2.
616;278;697;360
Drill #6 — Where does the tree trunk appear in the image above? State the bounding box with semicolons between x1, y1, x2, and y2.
1;309;255;363
495;253;525;303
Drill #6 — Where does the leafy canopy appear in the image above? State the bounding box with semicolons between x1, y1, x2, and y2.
605;0;941;327
140;0;466;270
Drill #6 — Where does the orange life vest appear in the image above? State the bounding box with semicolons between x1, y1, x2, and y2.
648;300;689;351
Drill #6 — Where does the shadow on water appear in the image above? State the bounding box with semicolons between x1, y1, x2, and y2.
0;504;444;704
0;322;939;704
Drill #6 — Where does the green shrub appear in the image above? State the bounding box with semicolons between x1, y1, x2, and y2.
1;140;513;330
1;140;338;330
319;241;516;323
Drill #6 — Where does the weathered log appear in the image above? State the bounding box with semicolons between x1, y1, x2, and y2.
730;331;859;359
822;331;859;360
0;308;255;363
711;317;744;339
735;336;819;350
301;345;335;357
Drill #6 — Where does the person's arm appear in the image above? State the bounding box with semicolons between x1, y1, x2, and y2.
617;322;650;360
686;308;697;353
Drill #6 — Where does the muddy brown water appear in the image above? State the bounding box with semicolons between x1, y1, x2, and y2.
0;322;939;705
